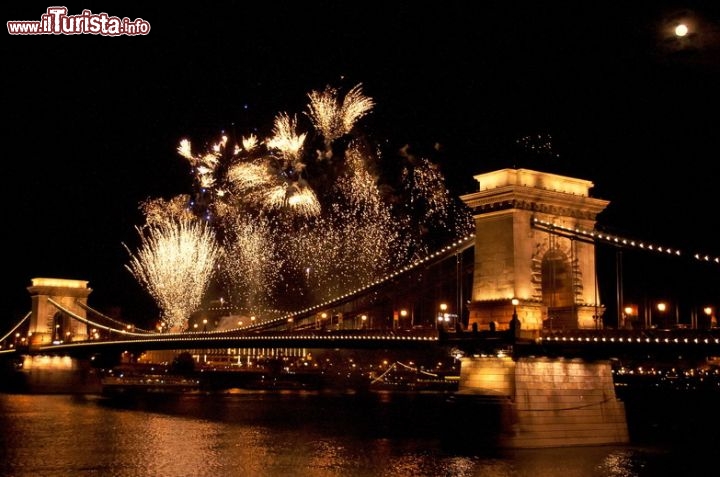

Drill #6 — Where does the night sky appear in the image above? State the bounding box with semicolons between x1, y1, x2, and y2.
4;1;718;326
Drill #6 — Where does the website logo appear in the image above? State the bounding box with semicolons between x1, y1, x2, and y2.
7;7;151;36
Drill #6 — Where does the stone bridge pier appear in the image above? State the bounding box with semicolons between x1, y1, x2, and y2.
456;355;629;448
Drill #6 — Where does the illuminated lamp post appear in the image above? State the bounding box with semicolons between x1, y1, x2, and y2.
623;306;634;330
438;303;448;330
510;298;520;338
361;314;367;329
655;302;667;329
703;306;713;329
202;318;208;332
400;309;408;329
320;312;327;329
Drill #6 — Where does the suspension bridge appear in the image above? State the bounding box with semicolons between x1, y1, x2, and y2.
1;167;718;448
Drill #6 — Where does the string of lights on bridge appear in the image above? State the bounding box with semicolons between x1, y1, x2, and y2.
533;218;719;266
37;330;440;353
540;332;720;346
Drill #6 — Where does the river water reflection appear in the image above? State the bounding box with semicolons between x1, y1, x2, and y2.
0;390;716;477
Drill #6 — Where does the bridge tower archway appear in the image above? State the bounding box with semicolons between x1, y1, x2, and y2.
460;168;609;332
26;278;92;346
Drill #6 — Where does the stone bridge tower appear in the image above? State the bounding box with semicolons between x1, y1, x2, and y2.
460;168;609;331
27;278;92;346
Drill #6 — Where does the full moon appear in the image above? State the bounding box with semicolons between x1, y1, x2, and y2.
674;23;688;37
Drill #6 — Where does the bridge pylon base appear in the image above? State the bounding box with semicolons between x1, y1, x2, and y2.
10;355;102;394
457;355;629;448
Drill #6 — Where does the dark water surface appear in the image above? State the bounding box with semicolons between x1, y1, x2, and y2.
0;390;716;477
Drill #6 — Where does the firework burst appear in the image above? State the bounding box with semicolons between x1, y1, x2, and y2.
306;83;374;157
124;219;221;331
127;82;473;321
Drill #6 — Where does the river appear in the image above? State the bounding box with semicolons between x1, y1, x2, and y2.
0;387;717;477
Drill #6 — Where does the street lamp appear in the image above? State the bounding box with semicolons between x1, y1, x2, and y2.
623;306;634;330
656;302;667;329
704;306;713;329
438;303;448;330
510;298;520;338
320;312;327;329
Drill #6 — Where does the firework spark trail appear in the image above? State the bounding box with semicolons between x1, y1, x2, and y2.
139;196;195;226
177;137;226;189
283;144;400;301
306;83;374;156
404;158;454;227
124;219;220;331
220;214;283;311
266;112;306;165
226;161;274;196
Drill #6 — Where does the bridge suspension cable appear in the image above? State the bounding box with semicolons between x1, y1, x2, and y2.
0;311;30;344
75;301;153;333
532;218;719;266
48;298;153;337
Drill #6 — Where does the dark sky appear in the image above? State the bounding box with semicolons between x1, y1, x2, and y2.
4;1;719;326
